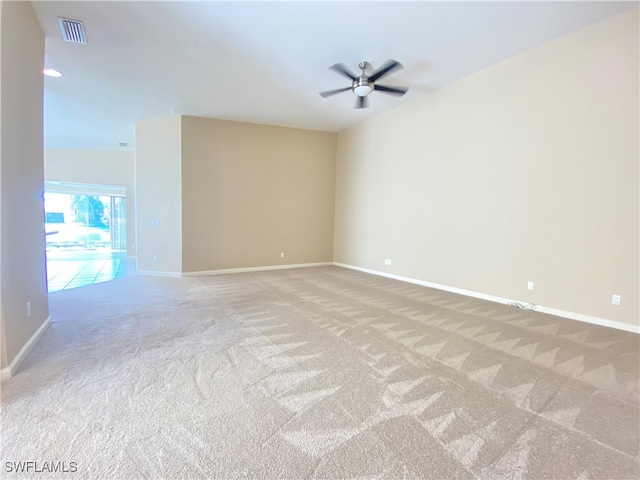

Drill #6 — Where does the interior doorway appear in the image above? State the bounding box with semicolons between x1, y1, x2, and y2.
44;181;133;292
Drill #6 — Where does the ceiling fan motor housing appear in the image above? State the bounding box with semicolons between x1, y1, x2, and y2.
353;77;373;97
352;61;373;96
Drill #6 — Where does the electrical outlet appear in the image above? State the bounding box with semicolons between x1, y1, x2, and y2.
612;294;621;306
527;281;534;291
280;252;285;258
26;301;31;317
385;259;392;266
153;255;158;263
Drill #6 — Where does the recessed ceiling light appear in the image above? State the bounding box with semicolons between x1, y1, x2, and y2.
43;69;62;77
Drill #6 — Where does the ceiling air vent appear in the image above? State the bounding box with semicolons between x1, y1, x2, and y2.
58;17;86;44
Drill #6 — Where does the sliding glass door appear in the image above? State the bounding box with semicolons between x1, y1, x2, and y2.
110;196;126;251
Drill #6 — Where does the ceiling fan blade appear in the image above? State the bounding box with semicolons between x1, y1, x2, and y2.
319;87;352;98
356;95;369;109
330;63;357;81
374;84;408;96
368;59;403;83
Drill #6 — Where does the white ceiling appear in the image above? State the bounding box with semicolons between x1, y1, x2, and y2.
33;1;637;150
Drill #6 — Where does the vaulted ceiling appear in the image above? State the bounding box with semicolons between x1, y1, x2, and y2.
32;1;636;150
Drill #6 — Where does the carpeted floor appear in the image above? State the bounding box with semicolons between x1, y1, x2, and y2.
1;266;638;479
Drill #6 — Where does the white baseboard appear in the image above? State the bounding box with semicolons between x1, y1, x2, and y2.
136;270;182;278
531;305;639;333
1;315;52;382
183;262;333;277
333;263;639;334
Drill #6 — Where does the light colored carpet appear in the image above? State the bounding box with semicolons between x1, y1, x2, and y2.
1;266;638;479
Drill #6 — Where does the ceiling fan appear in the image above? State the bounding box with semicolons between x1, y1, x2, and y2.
319;59;408;109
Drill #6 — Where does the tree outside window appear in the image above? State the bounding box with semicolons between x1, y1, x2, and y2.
71;195;108;227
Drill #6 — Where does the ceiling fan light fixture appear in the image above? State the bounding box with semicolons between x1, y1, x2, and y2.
353;85;373;97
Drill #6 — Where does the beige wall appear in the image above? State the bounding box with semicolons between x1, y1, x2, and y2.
334;11;639;327
0;1;48;368
135;116;182;274
0;0;4;371
44;149;136;256
181;116;336;272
